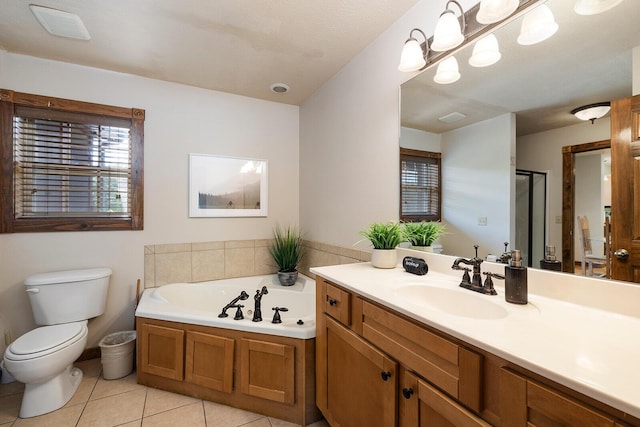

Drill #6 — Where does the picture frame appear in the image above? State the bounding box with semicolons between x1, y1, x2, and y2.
189;153;268;217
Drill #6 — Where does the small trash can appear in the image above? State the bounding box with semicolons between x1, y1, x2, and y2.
99;330;136;380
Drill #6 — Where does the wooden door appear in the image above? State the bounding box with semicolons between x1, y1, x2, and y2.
324;316;397;427
610;94;640;282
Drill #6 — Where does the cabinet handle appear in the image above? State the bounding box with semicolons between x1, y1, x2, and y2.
402;388;414;399
328;298;338;306
381;371;392;381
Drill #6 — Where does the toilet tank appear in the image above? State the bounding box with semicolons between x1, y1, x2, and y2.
24;268;112;325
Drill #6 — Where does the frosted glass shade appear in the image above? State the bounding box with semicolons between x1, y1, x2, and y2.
434;57;460;84
469;34;501;67
476;0;519;24
574;0;623;15
431;11;464;52
517;4;558;45
398;38;426;72
571;103;611;122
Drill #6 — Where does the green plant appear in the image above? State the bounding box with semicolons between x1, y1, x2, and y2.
269;225;304;272
358;221;404;250
403;221;446;246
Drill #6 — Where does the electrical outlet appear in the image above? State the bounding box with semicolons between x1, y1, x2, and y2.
478;216;488;226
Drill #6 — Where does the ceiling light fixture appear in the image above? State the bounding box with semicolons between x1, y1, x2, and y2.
431;0;466;52
29;5;90;40
517;4;558;46
270;83;290;94
434;56;461;84
469;34;501;67
574;0;624;15
476;0;519;24
398;29;428;72
570;102;611;123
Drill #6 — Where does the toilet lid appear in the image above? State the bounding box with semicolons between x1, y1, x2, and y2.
7;323;86;358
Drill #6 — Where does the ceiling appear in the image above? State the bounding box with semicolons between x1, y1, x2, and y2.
401;0;640;136
0;0;421;105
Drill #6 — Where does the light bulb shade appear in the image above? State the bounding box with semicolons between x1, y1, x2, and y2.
399;38;427;72
571;102;611;122
574;0;623;15
431;10;465;52
469;34;501;67
434;56;460;84
517;4;559;46
476;0;519;24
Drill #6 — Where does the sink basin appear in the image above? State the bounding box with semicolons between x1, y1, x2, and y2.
395;285;508;320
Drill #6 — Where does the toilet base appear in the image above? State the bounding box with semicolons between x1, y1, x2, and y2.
19;365;83;418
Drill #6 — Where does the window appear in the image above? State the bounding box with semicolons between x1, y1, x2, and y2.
400;147;441;222
0;89;144;232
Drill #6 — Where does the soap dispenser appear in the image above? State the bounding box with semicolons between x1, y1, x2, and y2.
505;249;527;304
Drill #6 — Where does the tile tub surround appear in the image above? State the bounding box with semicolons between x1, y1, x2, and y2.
144;239;370;288
0;358;330;427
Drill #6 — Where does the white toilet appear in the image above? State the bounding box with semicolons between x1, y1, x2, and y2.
3;267;112;418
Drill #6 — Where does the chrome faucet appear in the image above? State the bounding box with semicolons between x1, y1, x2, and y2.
252;286;269;322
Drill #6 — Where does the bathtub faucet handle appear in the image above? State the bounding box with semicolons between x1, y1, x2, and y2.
233;304;245;320
218;291;251;318
272;307;288;324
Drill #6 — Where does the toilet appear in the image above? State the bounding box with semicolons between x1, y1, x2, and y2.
3;267;112;418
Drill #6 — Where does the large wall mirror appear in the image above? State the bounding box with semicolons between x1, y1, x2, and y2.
400;0;639;281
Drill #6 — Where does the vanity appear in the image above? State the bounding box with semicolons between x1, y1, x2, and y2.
312;250;640;426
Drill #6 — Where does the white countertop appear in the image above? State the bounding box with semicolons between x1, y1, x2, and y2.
311;250;640;419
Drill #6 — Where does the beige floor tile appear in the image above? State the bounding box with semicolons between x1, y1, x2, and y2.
12;403;84;427
65;372;99;407
75;358;103;378
78;388;146;427
203;401;264;427
241;418;272;427
119;420;142;427
90;371;145;401
143;386;200;417
142;402;206;427
0;380;24;398
0;392;21;424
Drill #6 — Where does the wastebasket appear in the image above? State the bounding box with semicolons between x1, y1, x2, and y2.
99;330;136;380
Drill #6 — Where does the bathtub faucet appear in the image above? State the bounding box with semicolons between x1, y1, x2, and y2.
252;286;269;322
218;291;250;318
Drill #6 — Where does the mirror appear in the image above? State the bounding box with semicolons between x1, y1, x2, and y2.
400;0;639;276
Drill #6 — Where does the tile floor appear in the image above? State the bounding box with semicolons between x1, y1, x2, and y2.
0;359;329;427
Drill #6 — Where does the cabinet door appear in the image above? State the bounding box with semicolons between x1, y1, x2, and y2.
240;338;295;405
139;322;184;380
324;316;397;427
400;370;491;427
501;368;616;427
185;331;234;393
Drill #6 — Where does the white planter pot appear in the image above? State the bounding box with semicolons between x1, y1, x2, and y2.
411;245;434;252
371;249;397;269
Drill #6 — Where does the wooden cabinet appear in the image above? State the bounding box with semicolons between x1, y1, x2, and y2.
185;330;234;393
240;338;295;404
139;322;184;380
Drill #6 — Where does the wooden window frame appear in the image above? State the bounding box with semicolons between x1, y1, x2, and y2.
0;89;144;233
400;147;442;222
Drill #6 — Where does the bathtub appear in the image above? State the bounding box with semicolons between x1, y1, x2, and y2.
135;273;315;339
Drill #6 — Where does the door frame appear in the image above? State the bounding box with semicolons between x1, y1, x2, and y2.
561;139;611;272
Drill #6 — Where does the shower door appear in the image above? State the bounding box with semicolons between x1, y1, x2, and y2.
515;170;547;267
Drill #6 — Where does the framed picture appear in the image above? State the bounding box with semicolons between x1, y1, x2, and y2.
189;154;268;217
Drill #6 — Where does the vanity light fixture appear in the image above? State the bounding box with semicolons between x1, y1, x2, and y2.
476;0;519;24
29;5;90;40
398;28;428;72
571;102;611;123
574;0;624;15
469;34;501;67
434;56;461;84
431;0;466;52
517;4;558;45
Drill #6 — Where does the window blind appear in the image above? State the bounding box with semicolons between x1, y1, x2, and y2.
13;108;132;219
401;154;440;219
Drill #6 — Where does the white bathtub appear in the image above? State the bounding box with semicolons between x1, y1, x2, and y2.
135;274;315;339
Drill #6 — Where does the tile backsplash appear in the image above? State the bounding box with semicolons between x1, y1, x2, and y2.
144;239;370;288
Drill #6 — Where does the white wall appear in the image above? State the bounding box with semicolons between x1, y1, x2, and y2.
0;51;300;346
516;118;610;252
400;127;441;152
575;154;605;259
440;114;515;259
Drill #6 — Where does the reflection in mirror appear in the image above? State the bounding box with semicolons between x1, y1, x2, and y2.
400;0;639;280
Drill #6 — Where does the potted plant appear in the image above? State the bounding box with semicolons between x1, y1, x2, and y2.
403;221;446;252
358;221;404;268
269;225;304;286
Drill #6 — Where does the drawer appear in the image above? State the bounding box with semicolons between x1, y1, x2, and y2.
322;281;351;326
361;299;482;413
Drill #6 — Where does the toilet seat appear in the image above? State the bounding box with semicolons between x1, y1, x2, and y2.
5;322;87;361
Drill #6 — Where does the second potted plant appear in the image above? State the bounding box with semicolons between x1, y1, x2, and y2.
403;221;446;252
269;225;304;286
359;221;404;268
